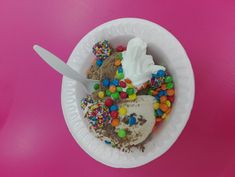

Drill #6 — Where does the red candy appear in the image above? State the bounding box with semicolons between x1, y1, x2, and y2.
105;98;113;107
116;45;126;52
119;81;126;88
110;111;118;119
167;96;175;103
150;78;155;86
120;91;127;99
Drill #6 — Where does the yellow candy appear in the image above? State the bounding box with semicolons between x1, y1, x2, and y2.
128;93;137;100
98;91;105;98
162;113;167;119
119;106;127;116
127;83;134;88
165;100;171;107
153;102;160;110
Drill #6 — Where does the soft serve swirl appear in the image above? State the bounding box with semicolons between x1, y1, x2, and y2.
122;37;165;88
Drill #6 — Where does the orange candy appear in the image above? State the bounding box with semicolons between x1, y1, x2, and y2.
156;88;161;92
111;119;119;127
124;78;132;84
161;84;166;90
160;96;167;103
114;59;121;66
167;89;175;96
154;118;162;129
109;85;116;93
152;91;158;96
166;108;172;114
159;103;169;112
156;118;162;123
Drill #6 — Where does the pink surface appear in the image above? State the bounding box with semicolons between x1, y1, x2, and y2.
0;0;235;176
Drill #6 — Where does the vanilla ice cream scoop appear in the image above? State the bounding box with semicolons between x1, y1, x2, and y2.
122;37;165;88
117;95;156;146
82;95;156;149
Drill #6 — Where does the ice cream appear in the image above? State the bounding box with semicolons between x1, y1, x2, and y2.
116;95;156;146
82;95;156;151
122;37;166;88
80;38;175;152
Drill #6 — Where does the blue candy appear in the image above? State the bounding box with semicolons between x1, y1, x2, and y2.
156;109;163;116
90;117;97;121
104;140;111;144
162;90;167;96
96;59;103;67
102;79;110;87
118;67;123;73
129;116;136;126
110;105;118;111
156;70;165;77
158;90;165;97
111;79;119;86
155;95;160;101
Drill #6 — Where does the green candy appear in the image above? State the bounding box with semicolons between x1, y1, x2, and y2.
106;89;111;96
116;53;123;60
93;83;100;90
117;73;124;80
165;76;173;83
148;90;153;95
118;129;126;138
116;86;123;92
111;92;120;100
166;82;174;89
154;110;158;117
126;88;134;95
116;73;124;80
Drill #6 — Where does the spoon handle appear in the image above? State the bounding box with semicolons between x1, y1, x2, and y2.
33;45;87;83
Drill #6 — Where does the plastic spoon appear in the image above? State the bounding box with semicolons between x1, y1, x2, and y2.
33;45;99;94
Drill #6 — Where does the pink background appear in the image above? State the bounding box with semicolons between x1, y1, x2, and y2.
1;0;235;177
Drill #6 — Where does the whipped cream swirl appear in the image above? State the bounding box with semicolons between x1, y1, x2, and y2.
122;37;165;88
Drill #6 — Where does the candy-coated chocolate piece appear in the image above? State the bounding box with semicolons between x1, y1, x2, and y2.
109;85;116;93
93;83;100;90
102;79;110;87
110;105;118;111
119;106;127;116
129;116;136;126
105;98;113;107
98;91;105;98
120;91;127;99
160;103;169;112
111;92;120;100
118;129;126;138
167;89;175;96
111;119;119;127
110;111;118;119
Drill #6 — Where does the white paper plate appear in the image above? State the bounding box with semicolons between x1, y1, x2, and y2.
61;18;195;168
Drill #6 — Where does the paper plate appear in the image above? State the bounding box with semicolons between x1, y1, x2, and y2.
61;18;195;168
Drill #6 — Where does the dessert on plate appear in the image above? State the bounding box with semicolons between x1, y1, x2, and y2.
80;37;175;152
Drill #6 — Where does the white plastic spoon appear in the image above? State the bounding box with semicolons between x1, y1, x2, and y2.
33;45;99;94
